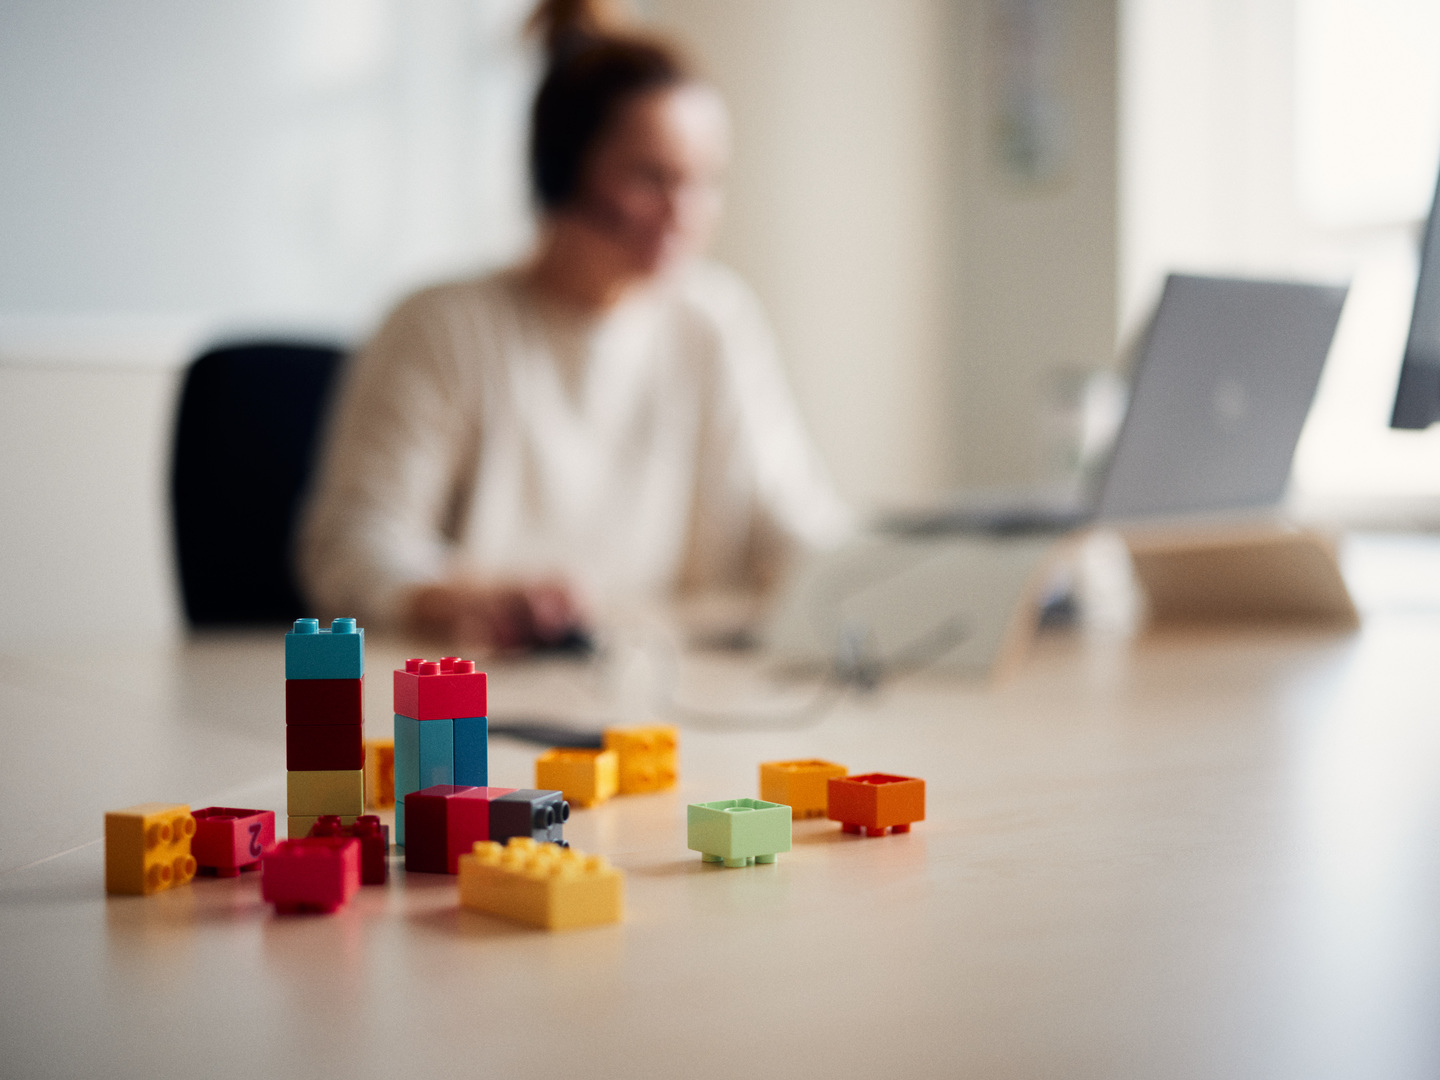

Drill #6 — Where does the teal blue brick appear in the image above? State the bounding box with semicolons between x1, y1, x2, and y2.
418;717;454;790
453;716;488;787
687;798;792;867
285;617;364;679
394;714;420;845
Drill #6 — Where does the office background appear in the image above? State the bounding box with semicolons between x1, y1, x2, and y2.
2;0;1440;648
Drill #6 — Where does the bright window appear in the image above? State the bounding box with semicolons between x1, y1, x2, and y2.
1291;0;1440;507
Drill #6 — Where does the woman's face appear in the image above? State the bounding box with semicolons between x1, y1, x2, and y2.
572;83;729;277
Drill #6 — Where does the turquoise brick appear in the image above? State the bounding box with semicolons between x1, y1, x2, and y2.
453;716;488;787
687;798;792;867
419;717;454;790
394;714;420;845
285;618;364;680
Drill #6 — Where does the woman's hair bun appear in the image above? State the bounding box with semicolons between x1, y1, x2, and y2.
528;0;628;59
526;0;693;210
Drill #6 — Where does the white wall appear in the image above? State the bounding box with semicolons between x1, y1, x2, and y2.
651;0;956;508
0;0;536;329
949;0;1119;489
0;365;179;646
653;0;1120;500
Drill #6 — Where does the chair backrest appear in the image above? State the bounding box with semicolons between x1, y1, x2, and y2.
170;340;346;626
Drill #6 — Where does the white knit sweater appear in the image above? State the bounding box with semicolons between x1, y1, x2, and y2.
297;260;851;627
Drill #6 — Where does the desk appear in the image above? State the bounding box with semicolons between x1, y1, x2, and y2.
3;536;1440;1079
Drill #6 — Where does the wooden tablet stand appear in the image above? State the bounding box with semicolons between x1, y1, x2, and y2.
1118;519;1358;629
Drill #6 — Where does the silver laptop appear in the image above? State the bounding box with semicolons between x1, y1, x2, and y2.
767;273;1349;678
891;273;1349;534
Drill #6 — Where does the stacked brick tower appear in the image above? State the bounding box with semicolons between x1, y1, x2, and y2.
285;618;365;838
394;657;488;845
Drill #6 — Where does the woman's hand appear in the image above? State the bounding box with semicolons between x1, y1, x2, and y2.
405;579;587;653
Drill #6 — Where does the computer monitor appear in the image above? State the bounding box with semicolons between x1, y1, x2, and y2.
1390;167;1440;428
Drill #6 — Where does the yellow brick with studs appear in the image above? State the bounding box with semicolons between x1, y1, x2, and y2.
104;803;197;896
535;747;619;808
458;837;623;930
602;725;678;794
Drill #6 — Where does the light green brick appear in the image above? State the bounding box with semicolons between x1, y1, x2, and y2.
687;798;792;868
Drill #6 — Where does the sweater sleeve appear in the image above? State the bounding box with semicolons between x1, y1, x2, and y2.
684;264;855;592
297;288;478;627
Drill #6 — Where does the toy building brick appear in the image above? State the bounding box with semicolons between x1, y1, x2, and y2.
287;769;364;818
453;715;489;789
364;738;395;810
288;814;358;839
403;785;517;874
827;773;925;836
458;837;623;930
285;677;363;725
393;656;487;720
416;717;454;786
535;747;618;808
490;789;570;847
287;723;364;771
602;725;678;794
310;814;389;885
285;617;364;679
393;656;489;845
261;837;360;914
759;760;848;819
284;618;365;837
687;798;792;867
104;803;198;895
400;785;453;874
192;807;276;877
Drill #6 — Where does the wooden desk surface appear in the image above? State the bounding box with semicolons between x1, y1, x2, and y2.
4;536;1440;1079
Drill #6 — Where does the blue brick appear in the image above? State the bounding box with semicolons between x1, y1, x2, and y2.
453;716;488;787
285;618;364;680
418;717;454;790
394;714;421;845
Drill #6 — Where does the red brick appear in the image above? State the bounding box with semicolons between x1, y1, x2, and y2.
403;785;516;874
261;837;360;913
192;807;276;876
393;657;487;721
309;814;388;885
286;723;362;771
286;677;363;726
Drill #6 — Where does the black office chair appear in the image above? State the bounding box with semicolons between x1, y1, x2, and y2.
170;340;347;626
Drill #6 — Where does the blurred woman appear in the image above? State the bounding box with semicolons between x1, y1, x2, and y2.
299;0;849;650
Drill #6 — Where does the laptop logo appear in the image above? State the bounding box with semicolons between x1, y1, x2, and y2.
1212;377;1249;428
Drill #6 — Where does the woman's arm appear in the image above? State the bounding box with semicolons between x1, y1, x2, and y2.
703;267;855;588
297;291;470;628
298;287;588;649
406;578;585;651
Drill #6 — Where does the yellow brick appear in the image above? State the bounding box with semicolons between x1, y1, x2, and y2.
602;725;678;794
104;803;197;896
535;748;619;808
759;759;848;819
287;769;364;817
287;814;360;840
458;837;623;930
364;738;395;810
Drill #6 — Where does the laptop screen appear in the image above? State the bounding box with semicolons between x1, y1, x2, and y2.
1096;274;1347;523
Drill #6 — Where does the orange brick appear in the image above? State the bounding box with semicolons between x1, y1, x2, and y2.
535;748;619;808
759;759;847;819
104;803;198;895
364;738;395;810
602;725;678;794
827;773;925;837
